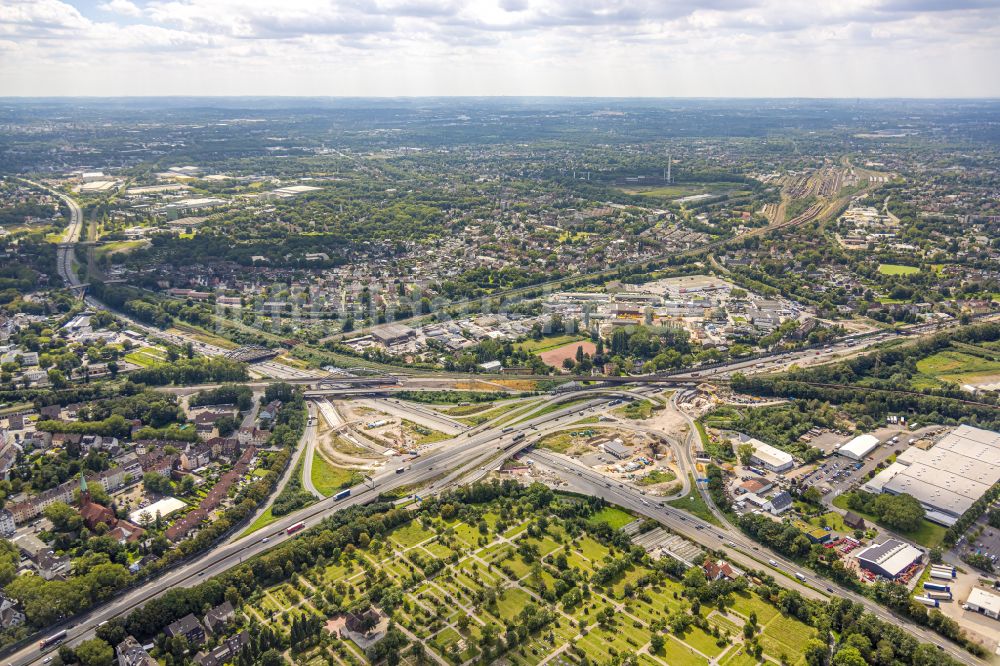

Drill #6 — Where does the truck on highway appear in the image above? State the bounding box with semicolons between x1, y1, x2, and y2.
768;559;778;566
395;467;408;474
334;489;351;501
40;630;67;649
286;522;306;535
512;432;525;442
795;572;806;582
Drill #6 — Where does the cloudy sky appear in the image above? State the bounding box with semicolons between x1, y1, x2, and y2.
1;0;998;97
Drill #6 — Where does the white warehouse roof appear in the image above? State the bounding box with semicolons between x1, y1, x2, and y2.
839;434;880;460
129;497;187;524
968;587;1000;616
864;425;1000;522
856;538;923;578
746;438;793;468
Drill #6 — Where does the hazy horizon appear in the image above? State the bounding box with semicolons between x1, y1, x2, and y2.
2;0;998;98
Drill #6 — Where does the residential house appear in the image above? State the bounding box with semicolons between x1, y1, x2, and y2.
769;492;794;516
203;601;235;634
116;636;157;666
0;595;25;629
703;559;736;581
0;509;13;538
165;614;206;647
193;631;249;666
237;428;269;447
843;511;866;531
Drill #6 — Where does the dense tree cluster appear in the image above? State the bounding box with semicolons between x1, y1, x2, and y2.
189;384;253;411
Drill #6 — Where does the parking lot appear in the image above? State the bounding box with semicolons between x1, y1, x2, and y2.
957;512;1000;564
802;427;914;499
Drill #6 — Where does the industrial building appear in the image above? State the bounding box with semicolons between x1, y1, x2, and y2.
838;434;880;460
855;538;923;580
966;588;1000;620
371;323;416;346
735;435;794;472
604;440;632;459
863;425;1000;526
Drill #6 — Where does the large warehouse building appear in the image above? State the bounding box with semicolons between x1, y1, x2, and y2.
863;425;1000;526
838;434;880;461
855;538;923;580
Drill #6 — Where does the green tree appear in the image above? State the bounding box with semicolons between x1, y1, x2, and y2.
832;646;867;666
873;493;925;532
801;486;823;505
44;501;83;533
75;638;114;666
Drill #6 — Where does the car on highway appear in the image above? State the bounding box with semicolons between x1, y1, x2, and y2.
261;537;269;543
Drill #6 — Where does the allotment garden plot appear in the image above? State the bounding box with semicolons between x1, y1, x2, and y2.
240;497;818;665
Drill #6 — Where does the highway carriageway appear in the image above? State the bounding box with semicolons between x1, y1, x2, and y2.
7;390;639;666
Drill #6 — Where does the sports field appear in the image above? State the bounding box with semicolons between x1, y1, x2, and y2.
877;263;920;275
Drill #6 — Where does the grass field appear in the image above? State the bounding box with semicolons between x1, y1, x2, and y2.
389;521;436;548
807;511;847;533
877;263;920;275
241;506;277;537
915;350;1000;385
637;469;677;486
95;239;148;258
308;454;358;497
124;347;167;368
515;334;589;353
537;432;575;453
614;399;655;420
490;400;543;428
443;402;494;416
586;506;634;529
668;477;721;526
168;324;240;350
618;181;736;201
451;401;524;427
402;420;450;445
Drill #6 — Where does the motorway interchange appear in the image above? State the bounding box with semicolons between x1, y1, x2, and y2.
9;385;984;666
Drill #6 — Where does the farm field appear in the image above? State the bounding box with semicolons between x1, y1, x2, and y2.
228;494;814;666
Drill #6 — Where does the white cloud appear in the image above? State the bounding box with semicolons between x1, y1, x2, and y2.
98;0;143;18
0;0;997;96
